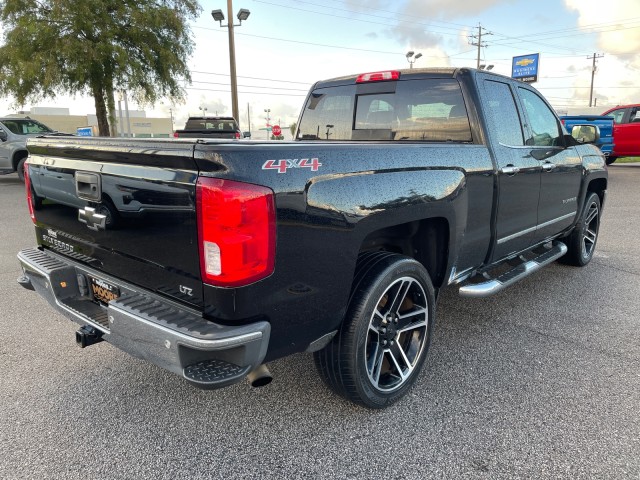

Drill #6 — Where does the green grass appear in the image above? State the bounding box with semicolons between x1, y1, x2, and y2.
614;157;640;163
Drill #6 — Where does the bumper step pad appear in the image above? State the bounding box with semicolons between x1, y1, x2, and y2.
183;359;251;387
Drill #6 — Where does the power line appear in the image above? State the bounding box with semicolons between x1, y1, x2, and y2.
252;0;468;37
190;80;310;92
191;70;313;85
186;87;307;97
193;25;402;55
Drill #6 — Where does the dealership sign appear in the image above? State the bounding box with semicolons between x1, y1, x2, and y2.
512;53;540;83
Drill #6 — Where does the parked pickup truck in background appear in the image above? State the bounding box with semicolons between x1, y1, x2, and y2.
172;116;247;139
560;115;615;162
0;117;63;181
600;104;640;163
18;68;607;408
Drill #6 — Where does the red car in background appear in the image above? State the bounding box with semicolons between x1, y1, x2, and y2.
601;104;640;163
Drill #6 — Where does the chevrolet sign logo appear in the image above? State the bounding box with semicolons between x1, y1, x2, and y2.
78;207;106;231
516;58;535;67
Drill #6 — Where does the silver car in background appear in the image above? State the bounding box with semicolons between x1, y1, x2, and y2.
0;118;59;181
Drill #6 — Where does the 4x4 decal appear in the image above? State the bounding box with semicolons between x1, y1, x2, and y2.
262;158;322;174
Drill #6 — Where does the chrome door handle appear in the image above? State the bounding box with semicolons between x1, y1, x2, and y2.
500;165;520;175
542;162;557;172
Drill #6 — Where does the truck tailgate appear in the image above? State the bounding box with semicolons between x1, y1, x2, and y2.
25;137;203;308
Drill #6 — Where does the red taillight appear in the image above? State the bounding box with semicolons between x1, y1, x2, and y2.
235;131;241;139
23;161;36;224
196;177;276;287
173;131;179;138
356;71;401;83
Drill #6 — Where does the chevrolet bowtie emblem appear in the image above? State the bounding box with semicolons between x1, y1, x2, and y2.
78;206;106;231
516;58;535;67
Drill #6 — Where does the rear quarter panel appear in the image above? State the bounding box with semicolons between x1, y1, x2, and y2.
194;141;494;360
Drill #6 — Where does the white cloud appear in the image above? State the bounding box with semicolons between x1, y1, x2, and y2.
564;0;640;108
400;0;516;19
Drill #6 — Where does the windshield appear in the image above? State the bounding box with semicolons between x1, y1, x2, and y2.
1;119;54;135
184;119;238;131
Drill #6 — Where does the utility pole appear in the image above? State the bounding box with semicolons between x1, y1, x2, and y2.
469;23;492;69
587;53;604;108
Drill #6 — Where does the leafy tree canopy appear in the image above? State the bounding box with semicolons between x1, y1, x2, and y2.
0;0;201;135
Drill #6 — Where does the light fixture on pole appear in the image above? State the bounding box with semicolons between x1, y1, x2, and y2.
211;1;251;126
406;51;422;69
479;64;494;71
199;106;208;117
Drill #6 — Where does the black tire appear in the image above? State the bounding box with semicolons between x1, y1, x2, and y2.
16;156;27;182
94;197;119;228
31;184;43;210
314;252;435;408
605;156;617;165
561;192;601;266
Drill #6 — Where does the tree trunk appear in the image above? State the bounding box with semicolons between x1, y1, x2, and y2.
91;81;110;137
105;70;118;137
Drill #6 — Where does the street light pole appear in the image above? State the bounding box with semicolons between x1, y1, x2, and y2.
226;0;239;123
212;3;250;125
406;51;422;69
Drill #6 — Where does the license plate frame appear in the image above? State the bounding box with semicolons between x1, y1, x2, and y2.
88;275;120;305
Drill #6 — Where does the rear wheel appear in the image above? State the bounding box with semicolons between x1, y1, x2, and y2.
314;252;435;408
561;192;601;266
16;156;27;182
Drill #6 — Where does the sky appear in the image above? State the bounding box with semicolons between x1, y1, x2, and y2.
1;0;639;136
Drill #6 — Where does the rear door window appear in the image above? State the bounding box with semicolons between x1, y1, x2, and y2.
482;80;525;146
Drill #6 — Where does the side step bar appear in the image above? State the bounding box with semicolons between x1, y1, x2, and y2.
459;241;567;298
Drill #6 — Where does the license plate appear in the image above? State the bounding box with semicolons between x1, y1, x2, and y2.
89;275;120;305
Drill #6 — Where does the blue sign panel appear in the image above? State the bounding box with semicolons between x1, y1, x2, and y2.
77;127;93;137
512;53;540;83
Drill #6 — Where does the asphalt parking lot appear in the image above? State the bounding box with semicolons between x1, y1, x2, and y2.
1;164;639;479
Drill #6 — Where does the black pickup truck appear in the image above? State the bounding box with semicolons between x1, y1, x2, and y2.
18;68;607;408
172;116;246;139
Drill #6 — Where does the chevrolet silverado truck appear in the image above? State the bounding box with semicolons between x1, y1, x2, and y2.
172;116;247;139
17;68;607;408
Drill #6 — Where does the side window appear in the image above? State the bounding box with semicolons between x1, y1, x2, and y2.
608;108;627;124
482;80;525;146
518;88;562;147
629;108;639;123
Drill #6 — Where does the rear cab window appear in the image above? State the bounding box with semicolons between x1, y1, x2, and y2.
297;78;472;142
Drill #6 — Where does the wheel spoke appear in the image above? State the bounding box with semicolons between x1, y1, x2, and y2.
584;228;597;245
370;309;385;332
585;206;598;225
387;280;411;316
396;307;428;333
389;342;412;380
370;346;385;386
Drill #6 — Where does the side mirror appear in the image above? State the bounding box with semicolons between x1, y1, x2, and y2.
243;131;251;138
0;130;7;141
570;124;600;144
